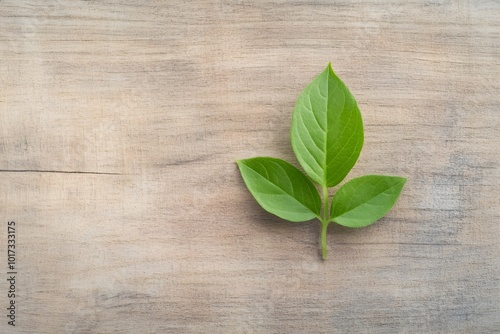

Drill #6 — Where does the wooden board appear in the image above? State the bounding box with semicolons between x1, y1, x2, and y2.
1;1;499;332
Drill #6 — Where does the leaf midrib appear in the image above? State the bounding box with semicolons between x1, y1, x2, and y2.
322;73;328;187
324;69;347;187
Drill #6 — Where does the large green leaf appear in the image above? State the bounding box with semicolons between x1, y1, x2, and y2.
330;175;406;228
291;63;364;187
236;157;321;222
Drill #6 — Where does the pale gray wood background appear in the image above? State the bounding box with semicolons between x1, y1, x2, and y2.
1;1;499;333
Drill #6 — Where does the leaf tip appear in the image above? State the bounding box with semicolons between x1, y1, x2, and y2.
235;159;247;169
327;62;333;72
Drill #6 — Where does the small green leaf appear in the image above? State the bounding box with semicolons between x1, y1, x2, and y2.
291;63;363;187
330;175;406;228
236;157;321;222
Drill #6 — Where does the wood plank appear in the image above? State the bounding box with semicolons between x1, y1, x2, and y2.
1;0;498;332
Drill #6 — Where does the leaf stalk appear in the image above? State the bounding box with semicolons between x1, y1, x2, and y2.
321;219;328;260
321;184;330;260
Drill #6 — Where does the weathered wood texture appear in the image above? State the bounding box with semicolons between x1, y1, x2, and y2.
1;1;499;333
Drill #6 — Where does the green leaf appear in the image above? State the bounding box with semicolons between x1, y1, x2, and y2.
291;63;364;187
330;175;406;228
236;157;321;222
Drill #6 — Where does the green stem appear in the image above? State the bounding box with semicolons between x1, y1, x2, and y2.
321;184;330;260
321;220;328;260
322;184;329;222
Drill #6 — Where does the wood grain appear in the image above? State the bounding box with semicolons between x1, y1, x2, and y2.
1;0;499;333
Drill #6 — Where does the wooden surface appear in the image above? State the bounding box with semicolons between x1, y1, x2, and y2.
1;1;499;333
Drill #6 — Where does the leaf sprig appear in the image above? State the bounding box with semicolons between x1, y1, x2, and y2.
237;63;406;260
